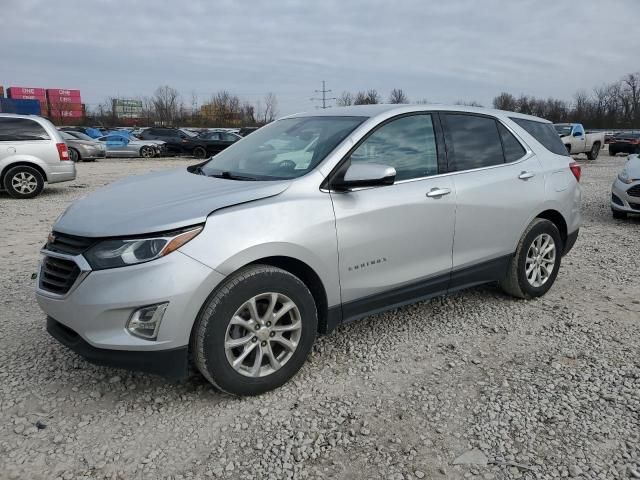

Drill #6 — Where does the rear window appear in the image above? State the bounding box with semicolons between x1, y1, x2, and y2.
0;117;50;141
511;117;569;156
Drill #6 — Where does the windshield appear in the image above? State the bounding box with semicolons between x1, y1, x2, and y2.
554;124;573;136
200;116;366;180
60;131;75;140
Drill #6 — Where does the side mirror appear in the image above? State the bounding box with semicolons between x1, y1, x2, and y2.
573;131;582;137
331;163;396;191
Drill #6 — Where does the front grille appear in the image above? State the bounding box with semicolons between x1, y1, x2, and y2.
45;232;95;255
40;256;80;295
627;185;640;198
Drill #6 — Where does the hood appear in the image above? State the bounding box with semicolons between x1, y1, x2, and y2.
54;168;291;237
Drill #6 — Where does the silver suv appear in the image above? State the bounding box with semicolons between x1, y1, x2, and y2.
36;105;581;396
0;114;76;198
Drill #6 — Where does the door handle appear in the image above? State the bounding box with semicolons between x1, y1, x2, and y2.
426;187;451;198
518;171;535;180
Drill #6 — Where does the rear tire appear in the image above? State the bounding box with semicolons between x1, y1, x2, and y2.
612;209;627;220
586;142;600;160
500;218;562;299
192;265;318;396
3;165;45;199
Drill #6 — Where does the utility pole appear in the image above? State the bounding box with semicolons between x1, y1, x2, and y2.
311;80;336;109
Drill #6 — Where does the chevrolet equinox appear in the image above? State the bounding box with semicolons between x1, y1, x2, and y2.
37;105;581;396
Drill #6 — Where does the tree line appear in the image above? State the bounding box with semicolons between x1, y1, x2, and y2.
492;71;640;129
87;86;278;128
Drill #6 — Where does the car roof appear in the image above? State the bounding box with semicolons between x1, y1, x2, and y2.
283;104;550;124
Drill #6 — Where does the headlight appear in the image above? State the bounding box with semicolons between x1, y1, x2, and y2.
618;170;633;184
84;225;202;270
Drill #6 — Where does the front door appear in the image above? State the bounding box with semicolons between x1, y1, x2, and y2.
329;114;456;320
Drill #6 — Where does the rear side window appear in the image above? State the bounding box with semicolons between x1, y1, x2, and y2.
443;114;504;171
0;118;50;141
497;123;526;162
511;118;569;156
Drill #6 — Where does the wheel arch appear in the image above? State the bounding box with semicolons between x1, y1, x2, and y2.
1;161;48;185
246;255;331;334
535;209;568;248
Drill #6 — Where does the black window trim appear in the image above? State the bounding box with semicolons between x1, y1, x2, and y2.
0;117;51;142
322;111;446;191
440;111;531;174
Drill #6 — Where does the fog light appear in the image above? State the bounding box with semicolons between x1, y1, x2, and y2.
126;303;168;340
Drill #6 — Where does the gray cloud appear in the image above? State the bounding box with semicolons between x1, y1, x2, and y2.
1;0;638;115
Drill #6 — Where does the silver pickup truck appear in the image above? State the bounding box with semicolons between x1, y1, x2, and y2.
554;123;604;160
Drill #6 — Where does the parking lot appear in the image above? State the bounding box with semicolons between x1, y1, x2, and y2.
0;153;638;479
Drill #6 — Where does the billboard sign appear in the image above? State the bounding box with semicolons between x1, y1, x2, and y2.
113;99;143;119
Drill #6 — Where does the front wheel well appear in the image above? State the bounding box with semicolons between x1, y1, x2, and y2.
535;210;567;248
249;256;329;334
0;161;48;185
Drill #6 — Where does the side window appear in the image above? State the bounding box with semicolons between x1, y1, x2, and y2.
443;114;504;171
349;114;438;181
208;132;222;140
510;118;569;156
223;133;238;141
497;123;526;162
0;118;50;141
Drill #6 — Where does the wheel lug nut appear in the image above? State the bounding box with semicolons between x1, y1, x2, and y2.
261;341;267;346
270;332;275;337
252;337;258;342
255;324;260;330
266;321;271;327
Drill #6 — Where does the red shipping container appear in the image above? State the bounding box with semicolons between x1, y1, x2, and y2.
46;89;81;100
49;110;83;119
11;93;47;101
0;86;4;98
8;87;46;97
48;102;83;112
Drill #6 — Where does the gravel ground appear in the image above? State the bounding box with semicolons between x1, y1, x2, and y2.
0;153;638;480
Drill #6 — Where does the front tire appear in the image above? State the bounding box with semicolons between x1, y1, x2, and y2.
140;146;155;158
612;209;627;220
69;148;80;162
3;165;45;199
192;265;318;396
500;218;562;299
586;142;600;160
192;146;207;159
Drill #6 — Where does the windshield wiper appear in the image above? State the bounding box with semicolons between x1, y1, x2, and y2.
209;171;258;181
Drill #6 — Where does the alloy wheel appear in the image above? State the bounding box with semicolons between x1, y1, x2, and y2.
525;233;556;287
11;172;38;195
224;292;302;378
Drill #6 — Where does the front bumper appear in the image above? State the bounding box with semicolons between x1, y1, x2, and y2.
611;178;640;213
79;145;107;160
47;317;189;379
36;249;226;377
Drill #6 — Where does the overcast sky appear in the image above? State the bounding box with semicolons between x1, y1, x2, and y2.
2;0;638;116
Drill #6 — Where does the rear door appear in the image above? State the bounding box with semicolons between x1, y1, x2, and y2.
330;113;456;317
440;112;544;287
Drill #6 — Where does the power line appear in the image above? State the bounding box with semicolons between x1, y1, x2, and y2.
310;80;336;109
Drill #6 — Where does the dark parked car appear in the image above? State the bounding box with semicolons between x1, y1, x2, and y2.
609;133;640;156
138;127;195;154
238;127;259;137
186;131;242;158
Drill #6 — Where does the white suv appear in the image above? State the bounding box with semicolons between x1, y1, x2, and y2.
36;105;581;395
0;114;76;198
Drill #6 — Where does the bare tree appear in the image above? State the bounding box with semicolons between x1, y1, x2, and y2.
353;89;380;105
454;100;483;107
261;92;278;123
336;91;353;107
492;92;517;111
152;85;180;126
389;88;409;104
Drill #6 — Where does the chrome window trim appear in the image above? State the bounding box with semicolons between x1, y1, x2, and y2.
36;248;92;299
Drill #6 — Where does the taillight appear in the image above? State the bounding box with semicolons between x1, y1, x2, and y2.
56;143;70;161
569;161;581;182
